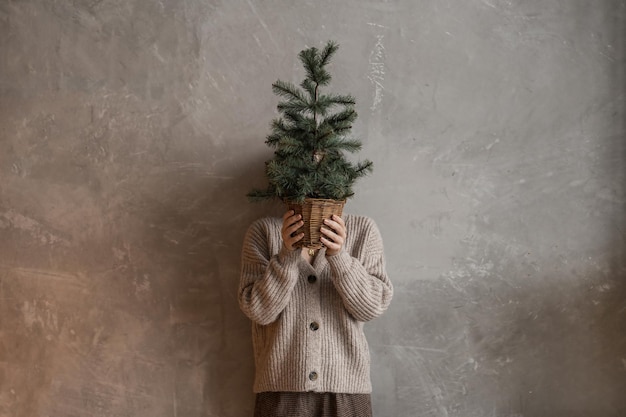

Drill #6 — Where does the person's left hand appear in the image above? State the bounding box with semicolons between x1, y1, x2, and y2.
321;215;346;256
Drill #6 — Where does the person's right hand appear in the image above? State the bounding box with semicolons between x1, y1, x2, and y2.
281;210;304;251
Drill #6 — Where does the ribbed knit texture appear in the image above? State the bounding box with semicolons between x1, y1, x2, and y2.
239;214;393;394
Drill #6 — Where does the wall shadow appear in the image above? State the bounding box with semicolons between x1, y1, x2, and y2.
143;142;282;416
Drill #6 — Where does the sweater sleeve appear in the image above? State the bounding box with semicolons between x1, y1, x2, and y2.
238;219;302;326
326;217;393;322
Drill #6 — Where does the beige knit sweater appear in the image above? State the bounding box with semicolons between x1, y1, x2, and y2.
239;214;393;394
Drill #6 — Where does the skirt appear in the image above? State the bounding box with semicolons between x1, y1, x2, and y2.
254;392;373;417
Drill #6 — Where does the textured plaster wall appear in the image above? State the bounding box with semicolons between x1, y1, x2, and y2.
1;1;625;416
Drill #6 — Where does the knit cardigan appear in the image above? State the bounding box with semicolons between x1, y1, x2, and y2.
239;214;393;394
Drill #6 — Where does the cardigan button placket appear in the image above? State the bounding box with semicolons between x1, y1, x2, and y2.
304;267;322;391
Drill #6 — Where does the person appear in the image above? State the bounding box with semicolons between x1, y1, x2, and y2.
239;209;393;417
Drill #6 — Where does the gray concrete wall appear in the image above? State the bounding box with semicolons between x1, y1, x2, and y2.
1;1;625;416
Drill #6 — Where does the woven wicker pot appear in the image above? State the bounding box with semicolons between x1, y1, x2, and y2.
285;198;346;249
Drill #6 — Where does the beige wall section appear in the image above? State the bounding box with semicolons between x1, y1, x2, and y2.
1;1;625;416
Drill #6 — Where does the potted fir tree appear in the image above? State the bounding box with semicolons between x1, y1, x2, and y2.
248;41;373;249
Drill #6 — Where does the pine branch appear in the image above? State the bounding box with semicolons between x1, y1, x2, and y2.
319;93;355;106
277;137;305;155
277;100;311;113
265;132;284;147
353;160;373;177
321;108;357;126
319;41;339;67
270;118;288;133
272;80;308;103
314;69;332;86
301;79;316;98
316;110;356;139
282;110;315;132
298;45;333;86
299;48;318;83
323;137;362;153
310;100;331;117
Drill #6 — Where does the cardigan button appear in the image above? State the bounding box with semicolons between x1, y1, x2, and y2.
309;322;319;331
307;275;317;284
309;371;318;381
